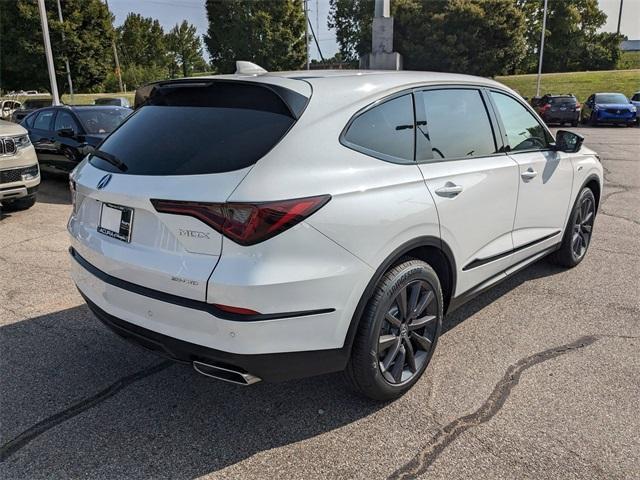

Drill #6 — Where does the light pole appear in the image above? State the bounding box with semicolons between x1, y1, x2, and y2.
616;0;624;34
535;0;548;98
304;0;310;70
37;0;60;105
55;0;74;102
104;0;124;92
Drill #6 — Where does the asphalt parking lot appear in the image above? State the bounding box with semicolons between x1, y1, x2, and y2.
1;126;639;479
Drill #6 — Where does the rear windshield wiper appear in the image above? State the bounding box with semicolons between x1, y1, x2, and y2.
90;149;128;172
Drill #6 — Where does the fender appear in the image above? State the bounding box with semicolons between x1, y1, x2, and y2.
340;235;456;357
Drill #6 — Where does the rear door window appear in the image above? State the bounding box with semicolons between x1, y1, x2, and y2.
342;94;415;164
417;89;497;161
33;110;55;131
90;82;303;175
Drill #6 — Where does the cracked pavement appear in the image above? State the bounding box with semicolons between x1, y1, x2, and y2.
1;126;639;479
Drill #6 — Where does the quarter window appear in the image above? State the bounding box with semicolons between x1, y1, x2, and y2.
417;89;497;161
490;91;551;152
343;94;415;163
33;110;55;131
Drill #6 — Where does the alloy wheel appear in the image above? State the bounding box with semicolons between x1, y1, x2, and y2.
377;280;438;385
572;195;594;259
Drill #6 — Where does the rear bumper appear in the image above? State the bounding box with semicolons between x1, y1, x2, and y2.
82;292;348;382
70;248;354;380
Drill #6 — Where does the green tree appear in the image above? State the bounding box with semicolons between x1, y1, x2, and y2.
328;0;373;62
117;13;167;69
0;0;115;93
166;20;207;78
204;0;306;73
516;0;623;73
329;0;526;76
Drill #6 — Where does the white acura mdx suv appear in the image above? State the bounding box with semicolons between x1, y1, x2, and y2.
68;69;602;400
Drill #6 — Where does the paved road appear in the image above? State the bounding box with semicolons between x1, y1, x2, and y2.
1;126;638;479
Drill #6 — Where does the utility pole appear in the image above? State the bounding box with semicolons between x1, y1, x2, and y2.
37;0;60;105
55;0;74;103
304;0;310;69
104;0;124;92
535;0;548;97
616;0;624;34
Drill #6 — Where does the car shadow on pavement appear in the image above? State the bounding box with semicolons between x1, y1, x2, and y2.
0;259;565;477
36;174;72;206
0;304;383;477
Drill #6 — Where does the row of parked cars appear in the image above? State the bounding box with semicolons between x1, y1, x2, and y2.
0;100;131;211
531;91;639;127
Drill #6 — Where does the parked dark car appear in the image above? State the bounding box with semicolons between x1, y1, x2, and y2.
581;93;637;126
21;105;130;172
10;97;55;123
533;94;581;126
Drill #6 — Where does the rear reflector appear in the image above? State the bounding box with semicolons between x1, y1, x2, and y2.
151;194;330;246
212;304;259;315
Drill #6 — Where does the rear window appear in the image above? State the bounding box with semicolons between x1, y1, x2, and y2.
547;96;576;105
90;82;302;175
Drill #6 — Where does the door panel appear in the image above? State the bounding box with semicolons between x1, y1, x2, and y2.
509;150;573;248
419;155;519;296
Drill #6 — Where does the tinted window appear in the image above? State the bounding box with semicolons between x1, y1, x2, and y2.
418;89;496;161
595;93;628;104
632;94;640;102
343;94;414;163
490;91;551;152
75;108;129;134
54;111;79;133
33;110;54;130
91;83;298;175
547;96;576;105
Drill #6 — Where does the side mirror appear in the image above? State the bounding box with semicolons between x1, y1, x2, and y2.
554;130;584;153
57;128;75;138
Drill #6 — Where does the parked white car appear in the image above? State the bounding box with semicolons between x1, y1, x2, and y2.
1;99;22;121
0;120;40;210
68;69;603;400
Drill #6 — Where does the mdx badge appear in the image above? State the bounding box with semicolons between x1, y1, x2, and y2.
178;228;211;239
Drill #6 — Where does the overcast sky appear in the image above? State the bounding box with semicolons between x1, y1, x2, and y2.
108;0;640;62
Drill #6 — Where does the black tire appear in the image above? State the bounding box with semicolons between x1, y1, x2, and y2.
1;194;36;211
571;120;578;127
344;258;443;401
549;187;596;268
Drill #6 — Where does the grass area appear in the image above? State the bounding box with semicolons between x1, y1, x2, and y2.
496;69;640;102
61;92;135;105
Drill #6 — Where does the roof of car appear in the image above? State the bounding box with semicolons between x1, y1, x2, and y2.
187;69;513;106
62;105;129;111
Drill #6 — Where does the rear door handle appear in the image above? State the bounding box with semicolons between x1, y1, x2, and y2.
434;182;463;197
521;168;537;180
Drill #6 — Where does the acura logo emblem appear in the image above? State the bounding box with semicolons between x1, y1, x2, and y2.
97;174;112;190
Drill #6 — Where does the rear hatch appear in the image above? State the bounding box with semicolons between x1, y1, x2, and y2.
69;79;310;301
547;96;577;116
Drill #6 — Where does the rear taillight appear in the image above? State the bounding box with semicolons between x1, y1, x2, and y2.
575;102;581;111
151;195;331;246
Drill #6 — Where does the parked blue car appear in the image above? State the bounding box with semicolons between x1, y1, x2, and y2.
581;93;637;126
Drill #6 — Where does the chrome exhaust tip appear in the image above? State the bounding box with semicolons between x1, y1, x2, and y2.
193;360;261;386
